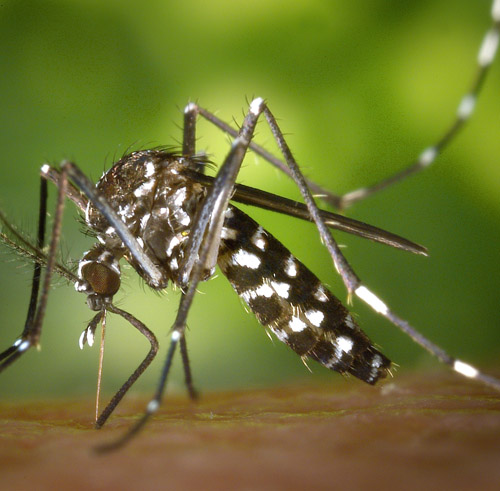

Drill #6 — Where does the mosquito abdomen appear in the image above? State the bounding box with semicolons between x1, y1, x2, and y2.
218;205;391;384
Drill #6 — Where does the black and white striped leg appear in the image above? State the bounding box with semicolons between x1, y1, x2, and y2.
340;0;500;209
0;166;68;371
259;103;500;392
263;105;361;295
189;1;500;212
357;289;500;391
180;97;500;393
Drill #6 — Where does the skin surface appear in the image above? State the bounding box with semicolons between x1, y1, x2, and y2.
1;371;499;490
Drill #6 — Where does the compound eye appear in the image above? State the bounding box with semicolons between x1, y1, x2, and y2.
81;262;121;296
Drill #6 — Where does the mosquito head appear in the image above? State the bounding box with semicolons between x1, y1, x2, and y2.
75;246;121;306
81;261;121;297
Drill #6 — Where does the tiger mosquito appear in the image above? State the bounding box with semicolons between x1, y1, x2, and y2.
1;0;500;452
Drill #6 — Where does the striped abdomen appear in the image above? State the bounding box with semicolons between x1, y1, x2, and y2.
217;205;391;385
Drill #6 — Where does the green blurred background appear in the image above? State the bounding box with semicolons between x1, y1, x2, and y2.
1;0;499;399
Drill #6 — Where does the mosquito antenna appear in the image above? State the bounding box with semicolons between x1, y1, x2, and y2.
0;225;76;283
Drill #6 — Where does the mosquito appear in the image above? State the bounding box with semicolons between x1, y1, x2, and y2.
1;1;500;452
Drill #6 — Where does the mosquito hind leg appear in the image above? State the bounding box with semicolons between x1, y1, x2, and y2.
190;3;500;212
339;3;500;209
260;102;500;392
188;103;343;207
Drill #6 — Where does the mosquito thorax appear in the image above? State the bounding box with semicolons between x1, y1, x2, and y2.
83;150;209;290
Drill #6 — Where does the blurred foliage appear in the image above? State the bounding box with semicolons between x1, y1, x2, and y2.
0;0;499;398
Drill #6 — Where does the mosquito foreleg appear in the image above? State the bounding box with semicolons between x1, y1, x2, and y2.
0;166;68;371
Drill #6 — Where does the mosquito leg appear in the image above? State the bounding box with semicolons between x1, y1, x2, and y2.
179;334;198;400
338;1;500;209
117;269;213;450
183;102;197;158
94;304;159;429
41;164;88;212
0;177;47;368
365;293;500;391
30;166;68;344
192;3;500;212
262;105;360;294
0;212;76;284
95;319;179;453
178;98;266;286
182;101;208;175
22;177;48;336
262;103;500;392
0;167;68;371
194;104;343;208
155;97;267;405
